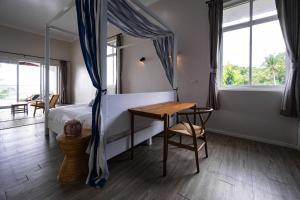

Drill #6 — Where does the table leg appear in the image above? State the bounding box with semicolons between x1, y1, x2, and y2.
193;105;197;124
163;114;168;176
12;106;15;117
130;113;135;160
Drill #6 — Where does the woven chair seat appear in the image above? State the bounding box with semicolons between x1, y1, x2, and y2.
30;101;44;107
30;101;45;106
169;122;204;138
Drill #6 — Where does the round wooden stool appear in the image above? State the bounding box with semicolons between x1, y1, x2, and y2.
57;129;91;184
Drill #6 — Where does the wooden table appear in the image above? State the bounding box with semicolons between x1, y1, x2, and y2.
128;101;196;176
11;102;28;116
56;129;91;184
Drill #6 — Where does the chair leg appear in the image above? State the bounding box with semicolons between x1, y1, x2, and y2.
166;135;169;161
33;106;37;117
192;134;199;173
204;143;208;158
179;135;182;144
194;148;200;173
204;134;208;158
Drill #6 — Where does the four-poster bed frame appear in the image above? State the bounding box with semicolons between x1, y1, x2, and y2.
44;0;178;186
44;0;178;136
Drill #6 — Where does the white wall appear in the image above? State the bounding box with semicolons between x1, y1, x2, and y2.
122;36;171;93
209;90;298;148
150;0;211;104
148;0;298;149
70;25;171;103
0;25;72;61
70;40;96;103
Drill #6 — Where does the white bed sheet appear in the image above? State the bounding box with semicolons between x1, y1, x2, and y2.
48;104;92;134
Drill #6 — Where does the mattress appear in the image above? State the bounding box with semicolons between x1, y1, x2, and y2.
48;104;162;143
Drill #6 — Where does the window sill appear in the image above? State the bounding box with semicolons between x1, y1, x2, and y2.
219;85;285;92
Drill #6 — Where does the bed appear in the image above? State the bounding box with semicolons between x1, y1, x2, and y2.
46;0;176;185
48;91;174;159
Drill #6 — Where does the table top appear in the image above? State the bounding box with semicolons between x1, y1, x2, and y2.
11;102;28;106
128;101;196;119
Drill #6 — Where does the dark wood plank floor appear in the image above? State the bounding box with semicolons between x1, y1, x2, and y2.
1;123;300;200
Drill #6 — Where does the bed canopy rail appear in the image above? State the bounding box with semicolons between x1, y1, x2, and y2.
49;25;117;48
44;0;177;187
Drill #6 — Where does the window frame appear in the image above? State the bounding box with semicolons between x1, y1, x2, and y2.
220;0;285;90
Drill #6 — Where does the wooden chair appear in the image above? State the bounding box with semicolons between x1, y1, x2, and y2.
31;94;59;116
167;107;213;174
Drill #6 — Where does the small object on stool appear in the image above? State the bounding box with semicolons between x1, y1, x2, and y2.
57;129;91;184
64;119;82;137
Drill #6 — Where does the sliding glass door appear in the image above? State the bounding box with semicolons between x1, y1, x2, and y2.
0;61;59;108
0;63;17;107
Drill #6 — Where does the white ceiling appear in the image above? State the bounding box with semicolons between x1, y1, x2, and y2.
0;0;160;43
0;0;74;42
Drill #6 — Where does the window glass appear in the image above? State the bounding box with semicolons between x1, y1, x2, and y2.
107;38;117;94
223;2;250;27
107;39;117;55
222;27;250;86
107;56;116;94
253;0;277;20
0;63;17;106
252;21;286;85
19;62;41;100
107;46;114;55
49;65;58;95
222;0;285;87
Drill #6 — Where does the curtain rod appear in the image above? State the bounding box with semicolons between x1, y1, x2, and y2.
0;50;70;62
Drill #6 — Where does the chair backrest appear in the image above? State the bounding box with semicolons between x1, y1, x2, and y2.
49;94;59;108
177;107;213;135
32;94;40;100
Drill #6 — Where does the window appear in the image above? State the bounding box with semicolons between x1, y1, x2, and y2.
221;0;286;88
106;38;117;95
0;63;17;107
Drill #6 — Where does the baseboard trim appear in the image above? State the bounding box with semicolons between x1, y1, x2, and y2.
207;128;298;150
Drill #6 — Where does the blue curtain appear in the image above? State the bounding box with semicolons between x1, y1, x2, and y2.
75;0;108;187
75;0;175;188
107;0;174;86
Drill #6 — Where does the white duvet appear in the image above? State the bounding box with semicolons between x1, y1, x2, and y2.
48;104;92;132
